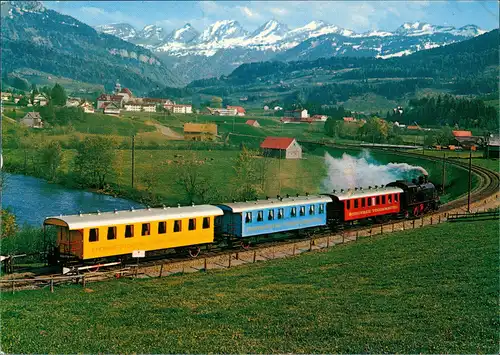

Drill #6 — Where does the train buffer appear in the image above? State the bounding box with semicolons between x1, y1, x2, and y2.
447;210;499;223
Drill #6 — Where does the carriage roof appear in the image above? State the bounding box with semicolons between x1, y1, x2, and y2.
218;195;332;213
328;186;404;201
44;205;224;230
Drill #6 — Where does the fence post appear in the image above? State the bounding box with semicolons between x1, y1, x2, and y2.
356;230;359;239
342;232;345;244
159;264;164;277
204;258;207;272
228;254;232;268
421;218;424;227
50;278;54;293
326;236;330;248
412;220;415;229
438;215;441;224
370;227;372;237
82;275;86;288
253;250;256;263
235;252;239;260
11;280;14;294
380;225;383;235
403;221;405;230
392;222;394;232
431;217;433;225
309;239;313;251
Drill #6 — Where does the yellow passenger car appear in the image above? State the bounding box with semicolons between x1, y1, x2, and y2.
44;205;224;260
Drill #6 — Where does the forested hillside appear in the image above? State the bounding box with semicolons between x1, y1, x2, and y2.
1;2;180;94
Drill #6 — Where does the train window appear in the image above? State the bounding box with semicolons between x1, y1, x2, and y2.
203;217;210;229
245;212;252;223
395;194;399;202
125;225;134;238
376;196;380;205
388;195;392;203
158;221;167;234
354;199;359;208
268;210;274;220
107;227;116;240
142;223;150;236
257;211;264;222
362;198;366;207
188;218;196;231
299;206;305;216
89;228;99;242
174;220;182;232
319;204;324;214
309;205;315;215
346;200;350;210
278;208;284;219
368;198;372;207
382;195;386;204
291;207;297;217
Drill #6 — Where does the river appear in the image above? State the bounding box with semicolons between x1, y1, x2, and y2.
1;174;143;226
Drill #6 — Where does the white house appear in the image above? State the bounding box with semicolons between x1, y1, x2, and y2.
79;101;94;113
274;106;283;111
33;94;48;106
285;109;309;119
66;97;81;107
21;112;44;128
165;103;192;114
142;104;156;113
207;107;237;116
124;102;142;112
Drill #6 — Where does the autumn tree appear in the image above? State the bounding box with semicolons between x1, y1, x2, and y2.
73;136;116;189
358;117;389;143
1;209;18;239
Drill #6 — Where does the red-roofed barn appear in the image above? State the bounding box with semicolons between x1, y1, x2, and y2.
246;119;260;127
260;137;302;159
227;106;246;116
452;130;472;137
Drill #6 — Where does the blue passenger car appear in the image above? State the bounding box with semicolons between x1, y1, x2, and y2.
217;195;332;238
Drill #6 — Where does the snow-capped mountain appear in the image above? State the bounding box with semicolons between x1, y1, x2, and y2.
93;19;487;83
94;23;137;40
198;20;248;43
165;23;199;43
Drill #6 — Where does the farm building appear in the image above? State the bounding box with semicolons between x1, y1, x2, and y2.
20;112;44;128
246;120;260;127
227;106;246;116
103;102;121;115
452;130;472;138
79;101;94;113
451;130;484;150
260;137;302;159
184;123;218;141
164;103;192;114
285;109;309;120
485;136;500;158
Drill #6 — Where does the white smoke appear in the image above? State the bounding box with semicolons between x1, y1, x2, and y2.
322;150;428;191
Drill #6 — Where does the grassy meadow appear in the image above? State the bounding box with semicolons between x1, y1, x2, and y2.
2;220;498;353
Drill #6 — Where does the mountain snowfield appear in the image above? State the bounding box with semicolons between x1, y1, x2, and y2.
95;19;486;58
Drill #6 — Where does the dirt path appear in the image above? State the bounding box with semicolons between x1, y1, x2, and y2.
144;121;183;140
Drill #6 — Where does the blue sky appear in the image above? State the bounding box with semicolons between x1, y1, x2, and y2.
44;1;499;33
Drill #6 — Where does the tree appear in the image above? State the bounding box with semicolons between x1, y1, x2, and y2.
73;136;116;189
17;96;29;107
233;146;260;201
30;83;39;105
176;152;218;204
1;209;18;239
358;117;389;143
40;141;62;181
10;76;29;91
51;83;67;106
210;96;223;108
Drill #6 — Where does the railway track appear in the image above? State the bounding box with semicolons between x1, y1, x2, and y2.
2;145;498;292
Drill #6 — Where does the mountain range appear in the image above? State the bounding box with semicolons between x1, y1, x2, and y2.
95;19;486;83
0;1;180;94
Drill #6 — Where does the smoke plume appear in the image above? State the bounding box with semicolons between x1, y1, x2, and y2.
322;150;428;191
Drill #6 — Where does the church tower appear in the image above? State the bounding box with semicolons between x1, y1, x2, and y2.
114;80;121;94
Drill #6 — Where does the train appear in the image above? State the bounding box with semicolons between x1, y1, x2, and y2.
44;175;439;268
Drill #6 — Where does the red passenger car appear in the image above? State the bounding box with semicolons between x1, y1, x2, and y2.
324;186;404;223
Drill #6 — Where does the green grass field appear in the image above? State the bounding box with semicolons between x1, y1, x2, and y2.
2;220;498;353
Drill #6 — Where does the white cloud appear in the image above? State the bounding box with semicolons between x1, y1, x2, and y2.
80;6;105;16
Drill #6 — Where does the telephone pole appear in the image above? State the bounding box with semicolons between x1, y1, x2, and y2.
467;149;472;213
131;134;135;188
441;153;446;195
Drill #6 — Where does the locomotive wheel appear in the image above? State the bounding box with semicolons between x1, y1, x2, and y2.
240;240;251;250
188;246;201;258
